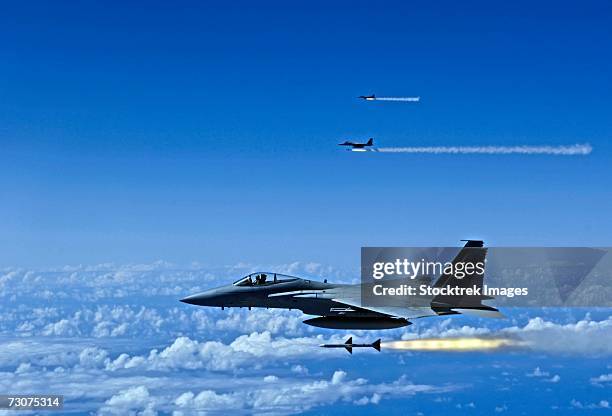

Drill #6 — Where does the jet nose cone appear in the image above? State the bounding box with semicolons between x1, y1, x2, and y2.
179;294;200;305
180;288;224;306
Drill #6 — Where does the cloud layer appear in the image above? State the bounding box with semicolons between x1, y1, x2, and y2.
1;264;611;414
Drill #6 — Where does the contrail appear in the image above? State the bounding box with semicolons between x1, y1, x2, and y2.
375;96;420;102
376;144;592;155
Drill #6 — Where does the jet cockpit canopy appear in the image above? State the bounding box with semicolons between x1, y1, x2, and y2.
233;272;298;287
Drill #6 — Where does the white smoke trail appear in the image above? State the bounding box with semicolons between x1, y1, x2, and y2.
376;144;592;155
375;96;420;102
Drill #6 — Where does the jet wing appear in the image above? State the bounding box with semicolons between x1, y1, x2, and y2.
328;295;439;320
267;285;436;320
330;295;503;319
267;288;416;317
267;287;500;320
295;285;438;320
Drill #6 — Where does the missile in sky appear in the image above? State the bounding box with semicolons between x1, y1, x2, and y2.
319;337;381;354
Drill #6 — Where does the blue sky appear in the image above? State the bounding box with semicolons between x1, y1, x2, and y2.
1;4;612;413
2;0;612;268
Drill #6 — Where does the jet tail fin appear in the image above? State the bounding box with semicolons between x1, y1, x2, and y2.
372;339;381;352
366;138;374;146
431;240;492;310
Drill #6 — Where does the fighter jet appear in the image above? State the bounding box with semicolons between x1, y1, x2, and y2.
338;138;374;152
320;337;381;354
180;240;502;330
359;94;377;101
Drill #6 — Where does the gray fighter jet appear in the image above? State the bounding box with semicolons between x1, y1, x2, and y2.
358;94;377;101
338;138;374;152
180;240;501;330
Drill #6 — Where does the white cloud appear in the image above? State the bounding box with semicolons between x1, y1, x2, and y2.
2;263;612;416
526;367;549;377
0;334;457;415
571;399;610;409
79;347;110;369
264;375;279;383
174;390;240;411
14;363;32;374
590;373;612;385
105;331;347;372
505;316;612;356
213;309;306;337
331;370;347;385
100;386;157;415
173;372;455;414
354;392;381;406
398;315;612;357
290;364;308;375
42;319;79;336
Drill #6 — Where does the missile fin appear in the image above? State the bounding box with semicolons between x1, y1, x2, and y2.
372;339;381;352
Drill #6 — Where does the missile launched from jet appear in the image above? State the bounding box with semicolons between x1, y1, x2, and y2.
359;94;420;102
338;138;375;151
319;337;381;354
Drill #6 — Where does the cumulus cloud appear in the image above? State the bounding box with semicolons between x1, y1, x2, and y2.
172;371;454;414
571;399;610;409
0;328;459;415
14;363;32;374
505;316;612;356
1;262;611;415
526;367;549;377
290;364;308;374
42;318;79;336
213;309;306;337
398;315;612;357
495;404;508;412
79;347;110;369
106;331;343;372
525;366;559;382
590;373;612;386
8;365;442;416
354;392;381;406
1;263;345;341
99;386;157;415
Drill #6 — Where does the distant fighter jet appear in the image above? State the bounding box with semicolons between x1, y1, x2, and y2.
359;94;377;101
320;337;381;354
338;138;374;152
180;240;502;330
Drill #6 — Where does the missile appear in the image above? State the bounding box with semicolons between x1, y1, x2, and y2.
319;337;381;354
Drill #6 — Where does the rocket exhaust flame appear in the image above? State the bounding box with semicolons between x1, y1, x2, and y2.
382;337;526;352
